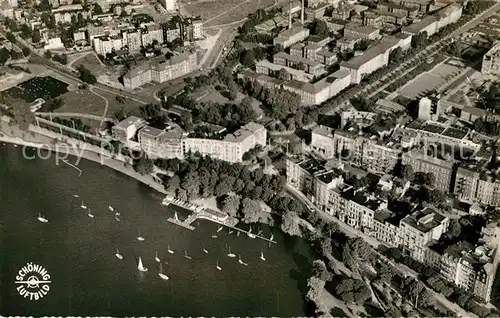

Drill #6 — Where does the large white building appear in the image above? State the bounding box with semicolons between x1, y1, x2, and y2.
92;35;123;55
123;51;197;89
138;122;267;163
51;4;84;24
163;0;177;11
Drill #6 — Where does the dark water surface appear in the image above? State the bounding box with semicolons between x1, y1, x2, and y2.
0;144;314;316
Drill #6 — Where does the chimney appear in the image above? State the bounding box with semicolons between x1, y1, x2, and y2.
288;0;292;29
301;0;304;25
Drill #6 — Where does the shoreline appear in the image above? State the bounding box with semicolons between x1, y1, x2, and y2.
0;121;242;229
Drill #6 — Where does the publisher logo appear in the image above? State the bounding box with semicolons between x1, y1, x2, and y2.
15;263;51;300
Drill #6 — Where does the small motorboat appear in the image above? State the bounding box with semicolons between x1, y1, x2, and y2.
108;205;114;212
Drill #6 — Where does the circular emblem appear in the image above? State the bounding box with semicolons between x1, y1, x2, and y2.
15;263;51;300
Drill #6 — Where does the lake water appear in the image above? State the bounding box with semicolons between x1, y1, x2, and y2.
0;144;315;316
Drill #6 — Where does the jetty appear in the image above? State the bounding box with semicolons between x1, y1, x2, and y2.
162;195;276;244
167;211;196;231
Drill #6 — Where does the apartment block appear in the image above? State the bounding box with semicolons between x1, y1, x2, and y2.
426;242;496;302
123;51;197;89
93;35;123;55
51;4;83;24
311;125;336;159
402;149;455;192
454;165;500;207
138;126;185;159
399;207;449;262
332;130;401;173
273;52;323;74
122;29;142;52
286;156;344;211
141;25;164;45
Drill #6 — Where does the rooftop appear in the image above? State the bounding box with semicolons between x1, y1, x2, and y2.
402;207;447;233
114;116;147;129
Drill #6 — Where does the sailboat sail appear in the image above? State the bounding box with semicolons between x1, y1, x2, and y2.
138;257;148;272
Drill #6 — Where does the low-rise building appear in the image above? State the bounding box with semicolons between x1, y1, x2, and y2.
344;23;381;40
112;116;148;143
51;4;84;24
273;26;310;48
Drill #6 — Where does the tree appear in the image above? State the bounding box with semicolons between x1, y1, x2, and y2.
20;24;32;39
281;211;301;236
44;50;52;59
22;47;30;57
403;164;414;181
389;47;403;64
312;259;333;281
181;171;200;198
6;32;16;43
277;68;289;81
93;3;104;14
31;29;41;43
311;19;329;36
77;65;97;84
240;198;261;223
41;12;56;29
221;195;240;217
306;276;325;304
0;47;10;65
176;188;188;201
240;50;255;67
134;157;154;175
166;174;180;192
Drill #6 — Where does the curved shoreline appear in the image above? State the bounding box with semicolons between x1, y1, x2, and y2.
0;122;168;195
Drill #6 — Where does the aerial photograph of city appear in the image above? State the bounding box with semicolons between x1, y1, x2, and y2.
0;0;499;315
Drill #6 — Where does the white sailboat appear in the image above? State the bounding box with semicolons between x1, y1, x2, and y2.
115;211;121;217
155;251;160;263
137;257;148;272
174;212;179;222
158;262;169;280
115;248;123;260
184;250;192;260
216;260;222;271
80;201;87;209
108;205;114;212
228;230;234;234
237;231;240;237
137;230;145;241
203;244;208;254
115;216;120;222
37;213;48;223
270;234;274;241
239;255;248;266
211;234;217;238
87;208;94;218
247;227;256;238
73;194;79;198
217;226;223;233
260;251;266;261
167;244;174;254
227;246;236;258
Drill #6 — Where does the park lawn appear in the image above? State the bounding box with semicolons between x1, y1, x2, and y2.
72;53;105;76
93;89;144;118
57;90;107;116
